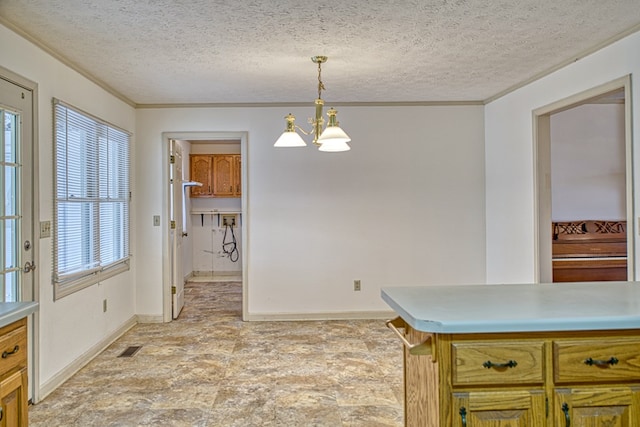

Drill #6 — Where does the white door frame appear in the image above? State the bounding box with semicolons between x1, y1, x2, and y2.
0;65;40;402
533;75;634;283
161;131;249;322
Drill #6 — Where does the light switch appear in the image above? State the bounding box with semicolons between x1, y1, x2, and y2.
153;215;160;226
40;221;51;238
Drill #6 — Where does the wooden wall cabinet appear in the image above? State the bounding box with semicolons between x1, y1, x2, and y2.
189;155;213;197
399;322;640;426
190;154;241;198
0;319;28;427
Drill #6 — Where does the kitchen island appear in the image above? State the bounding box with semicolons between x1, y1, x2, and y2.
381;282;640;427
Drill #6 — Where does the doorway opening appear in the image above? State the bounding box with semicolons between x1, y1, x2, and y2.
534;76;633;283
162;132;248;322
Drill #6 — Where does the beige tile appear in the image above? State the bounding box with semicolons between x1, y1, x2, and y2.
29;281;403;427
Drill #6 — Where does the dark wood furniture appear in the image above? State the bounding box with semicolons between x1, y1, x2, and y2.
552;220;627;282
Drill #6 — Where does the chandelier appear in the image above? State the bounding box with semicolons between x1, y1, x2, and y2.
274;56;351;152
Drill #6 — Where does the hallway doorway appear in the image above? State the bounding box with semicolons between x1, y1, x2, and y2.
162;132;248;322
534;76;633;283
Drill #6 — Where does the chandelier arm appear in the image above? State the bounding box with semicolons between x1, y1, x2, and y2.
295;125;312;136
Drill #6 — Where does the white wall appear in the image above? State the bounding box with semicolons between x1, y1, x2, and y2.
136;105;486;318
485;30;640;283
0;23;137;390
551;104;626;221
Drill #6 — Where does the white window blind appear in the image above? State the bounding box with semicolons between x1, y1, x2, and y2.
53;99;130;299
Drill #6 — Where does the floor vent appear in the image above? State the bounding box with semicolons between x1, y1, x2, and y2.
118;346;142;358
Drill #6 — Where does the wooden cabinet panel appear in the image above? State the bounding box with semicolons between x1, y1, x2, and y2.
452;341;545;386
554;387;640;427
234;155;241;195
0;319;28;427
453;390;546;427
404;327;439;427
554;339;640;383
189;155;213;197
190;154;241;198
212;155;234;197
0;326;26;376
0;369;27;427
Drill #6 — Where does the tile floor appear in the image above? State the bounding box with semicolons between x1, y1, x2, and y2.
29;281;404;426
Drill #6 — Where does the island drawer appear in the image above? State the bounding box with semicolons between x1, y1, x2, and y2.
0;319;27;375
452;340;545;386
553;339;640;383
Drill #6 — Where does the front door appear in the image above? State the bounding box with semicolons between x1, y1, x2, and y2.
0;74;35;402
0;76;34;303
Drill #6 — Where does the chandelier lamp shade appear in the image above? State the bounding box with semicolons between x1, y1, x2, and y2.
274;56;351;152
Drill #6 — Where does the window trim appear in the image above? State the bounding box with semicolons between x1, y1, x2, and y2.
52;98;131;300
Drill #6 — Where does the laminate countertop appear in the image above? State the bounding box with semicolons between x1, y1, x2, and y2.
381;281;640;334
0;302;38;328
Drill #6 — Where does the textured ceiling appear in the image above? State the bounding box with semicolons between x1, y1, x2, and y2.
1;0;640;106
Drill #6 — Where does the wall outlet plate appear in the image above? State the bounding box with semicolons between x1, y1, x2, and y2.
222;214;237;227
354;280;361;291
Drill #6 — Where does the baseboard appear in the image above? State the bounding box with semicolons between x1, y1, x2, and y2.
136;314;164;323
192;270;241;278
38;315;137;401
244;310;396;322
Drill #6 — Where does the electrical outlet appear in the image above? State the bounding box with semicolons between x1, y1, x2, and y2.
222;214;237;227
103;299;107;312
354;280;361;291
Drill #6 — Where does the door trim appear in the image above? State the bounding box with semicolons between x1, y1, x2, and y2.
161;131;249;322
0;65;40;402
533;75;634;283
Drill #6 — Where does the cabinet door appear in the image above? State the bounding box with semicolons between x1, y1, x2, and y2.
555;387;640;427
190;155;213;197
233;155;241;196
0;369;28;427
212;155;234;197
453;390;546;427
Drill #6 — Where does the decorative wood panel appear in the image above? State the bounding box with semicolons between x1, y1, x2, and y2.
453;390;546;427
555;387;640;427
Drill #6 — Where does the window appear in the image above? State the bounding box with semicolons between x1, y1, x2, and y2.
53;99;130;299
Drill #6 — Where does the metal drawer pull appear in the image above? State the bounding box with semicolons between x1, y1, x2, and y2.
562;403;570;427
2;345;19;358
385;317;432;356
483;360;517;369
584;356;618;366
459;407;467;427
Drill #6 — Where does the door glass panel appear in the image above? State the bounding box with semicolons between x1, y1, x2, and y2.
5;218;18;269
1;109;20;302
4;112;16;163
4;271;17;302
5;165;16;216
